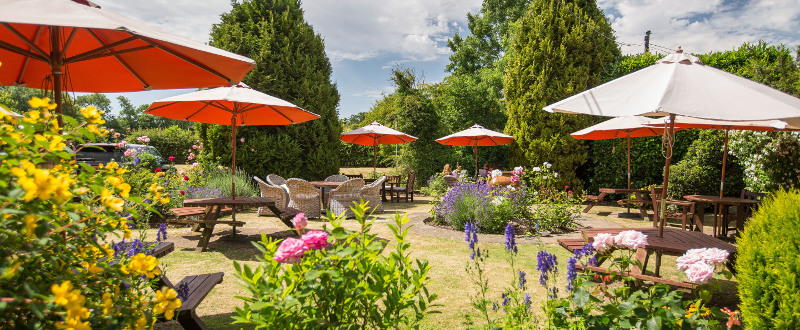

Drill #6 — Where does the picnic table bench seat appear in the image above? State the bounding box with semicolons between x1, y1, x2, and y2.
169;206;232;219
582;194;605;213
157;272;224;330
576;264;694;291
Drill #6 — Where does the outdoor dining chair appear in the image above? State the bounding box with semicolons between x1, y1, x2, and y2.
253;176;289;217
390;173;415;203
285;178;321;218
650;186;695;231
325;174;349;182
361;176;386;212
266;174;286;186
328;178;365;217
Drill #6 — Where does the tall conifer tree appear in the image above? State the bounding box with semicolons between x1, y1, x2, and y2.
504;0;619;190
203;0;341;179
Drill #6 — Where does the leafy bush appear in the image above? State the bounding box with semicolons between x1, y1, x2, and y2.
0;97;179;328
668;130;745;199
201;164;258;198
523;164;582;231
233;202;437;328
434;181;527;234
737;189;800;328
730;131;800;192
422;173;449;197
129;125;196;164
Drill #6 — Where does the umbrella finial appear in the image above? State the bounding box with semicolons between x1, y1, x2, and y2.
676;46;683;53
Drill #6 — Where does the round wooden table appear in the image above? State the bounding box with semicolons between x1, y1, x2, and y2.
683;195;759;237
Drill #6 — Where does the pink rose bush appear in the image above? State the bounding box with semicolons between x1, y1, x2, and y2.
592;233;615;251
273;238;310;264
676;248;729;284
301;231;330;250
292;213;308;233
613;230;648;250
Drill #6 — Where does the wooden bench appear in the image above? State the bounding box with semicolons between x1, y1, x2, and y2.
582;192;607;213
157;272;224;330
576;264;694;291
169;206;232;219
558;237;667;287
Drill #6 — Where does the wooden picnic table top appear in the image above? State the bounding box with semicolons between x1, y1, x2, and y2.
599;188;650;194
683;195;759;205
582;227;737;255
308;181;343;188
182;196;275;207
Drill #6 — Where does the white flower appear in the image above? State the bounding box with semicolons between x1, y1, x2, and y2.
491;169;503;178
544;162;552;169
491;196;505;206
554;172;559;178
508;186;516;191
532;167;541;172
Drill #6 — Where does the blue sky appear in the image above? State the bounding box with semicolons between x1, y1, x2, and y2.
96;0;800;118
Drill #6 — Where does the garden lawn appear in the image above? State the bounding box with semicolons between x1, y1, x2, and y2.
142;197;739;329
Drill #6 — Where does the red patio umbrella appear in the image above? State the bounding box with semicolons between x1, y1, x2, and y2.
0;0;255;122
571;116;677;191
339;121;417;173
145;83;319;198
436;124;514;177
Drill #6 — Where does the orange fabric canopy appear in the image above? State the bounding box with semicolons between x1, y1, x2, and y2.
340;122;417;146
571;116;671;140
436;124;514;147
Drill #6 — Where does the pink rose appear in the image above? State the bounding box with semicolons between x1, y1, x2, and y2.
301;230;330;250
192;145;197;150
113;132;120;138
701;248;729;265
565;185;569;189
568;190;573;194
676;249;706;271
592;233;615;251
240;137;245;142
168;156;175;162
191;162;199;168
510;176;519;183
614;230;648;250
292;213;308;232
273;238;309;264
684;262;715;284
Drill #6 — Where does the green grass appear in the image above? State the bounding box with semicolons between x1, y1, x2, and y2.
144;199;740;329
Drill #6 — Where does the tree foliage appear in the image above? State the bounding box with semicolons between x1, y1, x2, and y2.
207;0;341;179
503;0;620;191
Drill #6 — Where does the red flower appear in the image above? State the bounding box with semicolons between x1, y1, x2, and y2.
179;190;185;195
183;176;189;181
154;168;161;173
565;185;569;189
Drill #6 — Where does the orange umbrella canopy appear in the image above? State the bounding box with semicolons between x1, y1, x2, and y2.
645;116;800;131
146;83;319;125
340;121;417;145
0;0;255;93
571;116;672;140
436;124;514;146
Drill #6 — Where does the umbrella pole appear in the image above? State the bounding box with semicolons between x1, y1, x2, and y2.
373;144;378;174
473;144;478;180
51;27;64;129
715;129;730;237
627;133;631;213
659;114;676;238
231;117;237;200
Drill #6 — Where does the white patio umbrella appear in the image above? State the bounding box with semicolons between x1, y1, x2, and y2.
545;48;800;236
339;121;417;173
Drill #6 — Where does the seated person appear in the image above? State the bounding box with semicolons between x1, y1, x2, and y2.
442;163;452;177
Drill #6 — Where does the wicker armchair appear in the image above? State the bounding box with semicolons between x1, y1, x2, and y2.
285;178;321;218
328;178;365;218
253;176;289;216
325;174;349;182
361;176;386;212
266;174;286;186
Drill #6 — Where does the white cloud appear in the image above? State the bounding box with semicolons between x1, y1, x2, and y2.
353;86;395;99
598;0;800;55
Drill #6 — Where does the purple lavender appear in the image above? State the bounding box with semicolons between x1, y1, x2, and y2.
113;240;126;258
504;223;517;254
186;186;224;199
176;282;189;302
523;293;531;307
566;257;578;291
501;291;509;307
536;250;558;287
127;239;144;257
465;222;479;260
157;223;168;241
518;270;527;290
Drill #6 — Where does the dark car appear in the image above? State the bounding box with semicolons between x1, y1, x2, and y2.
76;143;172;170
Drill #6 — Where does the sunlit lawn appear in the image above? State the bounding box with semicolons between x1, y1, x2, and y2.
147;197;739;329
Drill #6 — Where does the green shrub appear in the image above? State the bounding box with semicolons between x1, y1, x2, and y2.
233;202;437;328
668;130;745;199
129;125;197;164
202;164;258;198
737;189;800;328
422;173;449;197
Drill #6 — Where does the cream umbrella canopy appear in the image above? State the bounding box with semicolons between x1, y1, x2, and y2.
339;121;417;173
436;124;514;177
0;0;255;123
146;83;319;199
571;116;677;191
545;48;800;237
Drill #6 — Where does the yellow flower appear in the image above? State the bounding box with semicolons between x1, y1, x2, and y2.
160;197;170;204
153;287;182;320
156;171;165;177
102;292;114;316
126;253;161;279
23;214;37;238
28;97;57;110
11;161;73;202
100;189;124;212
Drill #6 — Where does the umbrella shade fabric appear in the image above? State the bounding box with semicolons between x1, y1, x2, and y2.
146;83;319;125
645;116;800;131
146;83;319;199
0;0;255;93
571;116;672;140
544;50;800;122
340;121;417;145
436;124;514;146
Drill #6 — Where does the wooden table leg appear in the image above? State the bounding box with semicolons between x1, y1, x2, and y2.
196;205;221;252
736;203;746;235
694;202;705;234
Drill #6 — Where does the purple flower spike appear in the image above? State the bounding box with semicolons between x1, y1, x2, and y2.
537;250;559;287
504;223;517;253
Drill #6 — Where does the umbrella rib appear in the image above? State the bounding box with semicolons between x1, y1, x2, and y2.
183;102;213;121
83;29;151;89
14;26;44;85
136;36;235;84
65;35;141;63
71;45;156;63
263;105;296;124
145;101;181;113
208;100;235;114
0;23;49;60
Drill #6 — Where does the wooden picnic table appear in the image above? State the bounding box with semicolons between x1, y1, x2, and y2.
181;197;276;252
559;227;737;289
683;195;759;237
309;181;342;207
587;188;652;219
